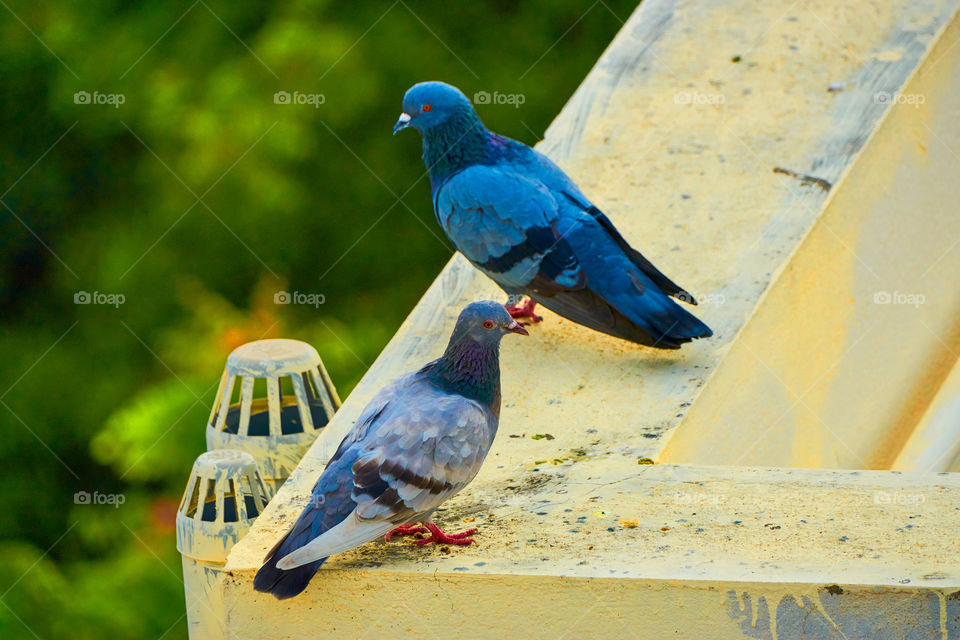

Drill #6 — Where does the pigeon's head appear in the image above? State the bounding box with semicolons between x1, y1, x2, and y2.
451;301;528;346
393;81;475;135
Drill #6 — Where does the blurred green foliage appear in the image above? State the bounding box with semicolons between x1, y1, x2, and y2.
0;1;634;637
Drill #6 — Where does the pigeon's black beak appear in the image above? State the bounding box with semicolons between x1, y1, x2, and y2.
506;320;529;336
393;112;411;135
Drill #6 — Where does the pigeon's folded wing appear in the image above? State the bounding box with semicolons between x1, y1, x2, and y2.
323;372;414;465
276;391;492;569
436;165;586;293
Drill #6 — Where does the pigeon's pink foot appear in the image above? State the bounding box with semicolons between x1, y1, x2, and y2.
505;298;542;323
413;522;478;547
384;523;427;542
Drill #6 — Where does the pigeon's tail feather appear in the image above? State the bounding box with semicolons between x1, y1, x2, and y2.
610;277;713;347
532;289;670;348
543;216;712;348
253;455;358;599
648;300;714;345
253;531;327;600
584;205;698;306
534;281;712;349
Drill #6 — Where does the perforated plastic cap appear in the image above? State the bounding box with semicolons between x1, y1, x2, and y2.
225;339;321;377
206;338;341;485
176;449;270;563
191;449;256;474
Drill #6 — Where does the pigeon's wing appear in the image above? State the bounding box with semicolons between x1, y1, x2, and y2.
271;375;416;550
548;210;712;346
438;162;711;347
276;387;492;569
515;143;697;305
324;372;415;465
436;165;586;294
254;372;418;598
560;190;696;304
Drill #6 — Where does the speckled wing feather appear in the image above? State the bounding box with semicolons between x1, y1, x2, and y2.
436;165;584;295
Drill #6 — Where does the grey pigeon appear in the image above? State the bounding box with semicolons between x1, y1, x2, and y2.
393;81;713;349
253;301;527;599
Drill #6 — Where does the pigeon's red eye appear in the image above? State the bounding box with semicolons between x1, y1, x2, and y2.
422;104;432;112
482;320;495;329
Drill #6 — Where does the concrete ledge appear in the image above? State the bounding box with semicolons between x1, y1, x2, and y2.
223;464;960;637
231;463;960;584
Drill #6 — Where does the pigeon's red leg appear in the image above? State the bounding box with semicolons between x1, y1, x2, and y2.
384;523;427;542
505;298;542;323
413;522;478;546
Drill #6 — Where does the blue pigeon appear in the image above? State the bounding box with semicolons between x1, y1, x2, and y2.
393;81;713;349
253;301;527;599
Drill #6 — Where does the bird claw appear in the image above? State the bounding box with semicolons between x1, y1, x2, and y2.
384;523;428;542
413;523;478;546
505;299;542;323
386;522;477;546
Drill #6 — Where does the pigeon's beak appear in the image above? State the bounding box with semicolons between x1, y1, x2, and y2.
392;112;412;135
506;320;529;336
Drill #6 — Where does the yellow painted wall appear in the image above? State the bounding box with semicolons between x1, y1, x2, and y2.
661;2;960;469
